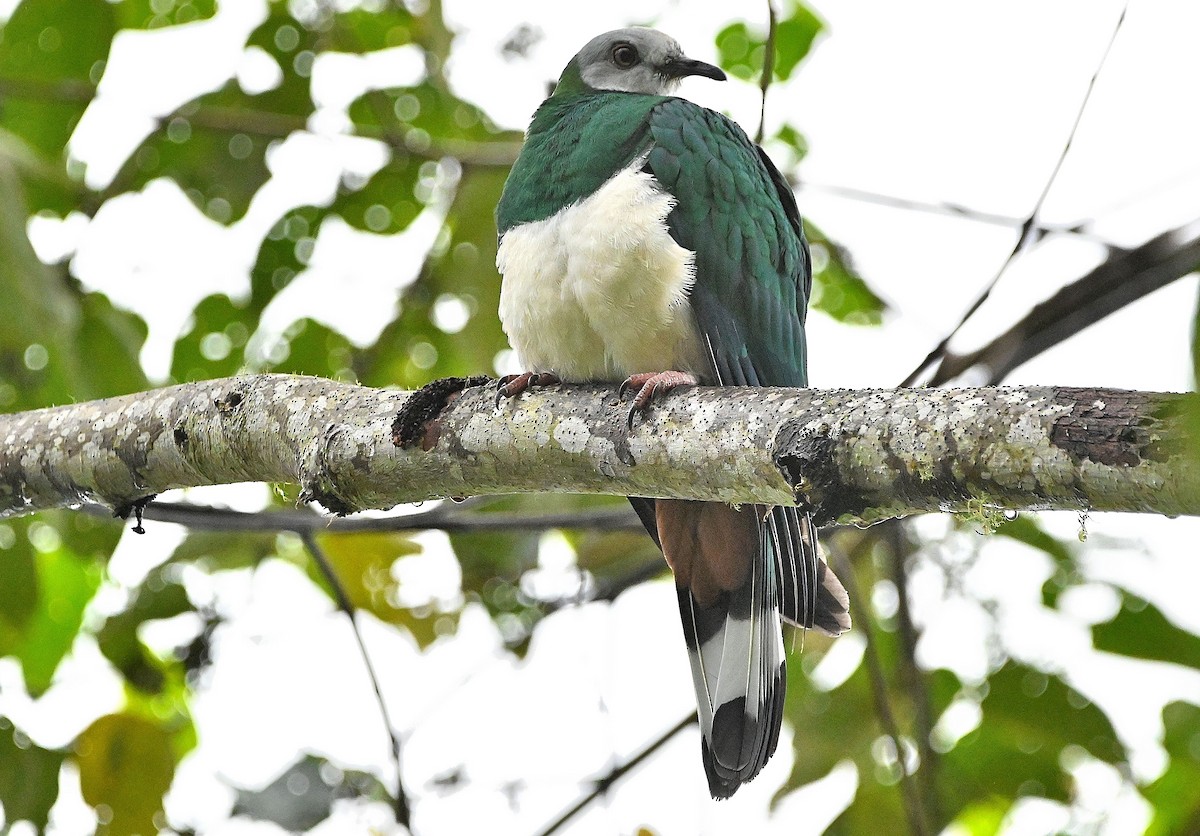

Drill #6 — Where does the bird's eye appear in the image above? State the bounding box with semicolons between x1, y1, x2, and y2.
611;43;639;69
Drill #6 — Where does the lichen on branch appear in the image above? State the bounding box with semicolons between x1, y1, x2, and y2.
1;374;1197;525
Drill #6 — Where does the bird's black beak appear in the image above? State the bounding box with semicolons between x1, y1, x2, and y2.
663;56;727;82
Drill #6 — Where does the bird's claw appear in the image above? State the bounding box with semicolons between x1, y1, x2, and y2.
495;371;560;408
620;370;698;430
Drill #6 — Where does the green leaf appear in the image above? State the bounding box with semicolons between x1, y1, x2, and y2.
312;531;423;610
7;543;102;696
0;164;145;407
360;168;512;388
0;125;80;215
348;81;509;145
1092;599;1200;670
243;9;317;118
994;514;1076;607
75;713;175;836
715;3;824;84
573;528;661;581
781;609;964;829
0;717;65;830
949;798;1010;836
169;529;277;572
114;89;284;224
232;754;390;832
333;157;422;235
1143;702;1200;836
112;0;217;29
250;205;328;313
75;291;150;396
328;7;414;52
773;3;825;81
170;294;254;382
0;160;78;409
715;22;760;83
0;528;39;638
939;662;1124;813
111;8;328;224
1189;282;1200;448
267;318;357;379
96;568;194;694
0;0;115;158
310;531;456;647
774;122;809;162
995;515;1073;566
805;221;886;325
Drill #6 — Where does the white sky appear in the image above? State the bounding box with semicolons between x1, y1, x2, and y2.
5;0;1200;834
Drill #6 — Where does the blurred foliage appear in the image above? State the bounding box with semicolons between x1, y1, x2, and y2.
76;713;175;836
0;717;63;831
805;221;885;325
0;0;1195;833
717;2;824;83
231;753;392;832
1144;702;1200;836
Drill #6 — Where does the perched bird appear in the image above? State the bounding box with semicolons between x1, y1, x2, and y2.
494;27;851;798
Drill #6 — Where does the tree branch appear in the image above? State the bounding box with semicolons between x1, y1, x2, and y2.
85;498;643;534
2;375;1197;525
926;217;1200;385
902;1;1130;387
832;543;929;836
534;712;697;836
299;530;412;829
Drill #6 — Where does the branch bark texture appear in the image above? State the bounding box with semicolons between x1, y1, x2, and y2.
1;374;1197;526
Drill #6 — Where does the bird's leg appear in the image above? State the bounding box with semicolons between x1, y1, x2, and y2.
619;370;698;429
495;371;561;406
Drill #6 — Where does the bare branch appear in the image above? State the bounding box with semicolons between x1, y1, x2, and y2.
927;217;1200;385
831;542;929;836
299;531;412;829
533;713;696;836
902;2;1131;386
91;499;643;535
2;375;1198;527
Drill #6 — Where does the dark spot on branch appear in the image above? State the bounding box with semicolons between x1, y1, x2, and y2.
773;420;868;526
1050;388;1146;467
298;482;355;516
215;389;244;413
392;376;490;450
173;424;189;449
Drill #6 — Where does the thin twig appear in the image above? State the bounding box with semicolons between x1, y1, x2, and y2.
533;713;697;836
929;216;1200;386
901;1;1130;387
832;542;929;836
298;530;412;830
794;177;1107;241
885;523;942;827
84;500;643;535
756;0;779;145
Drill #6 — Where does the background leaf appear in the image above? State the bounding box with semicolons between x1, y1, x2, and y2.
0;718;64;830
0;0;114;161
4;535;103;696
76;713;175;836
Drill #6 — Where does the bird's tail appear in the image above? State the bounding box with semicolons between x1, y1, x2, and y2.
635;498;851;798
773;507;851;636
652;499;783;798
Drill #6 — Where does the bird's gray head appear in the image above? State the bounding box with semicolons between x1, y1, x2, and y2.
555;27;726;96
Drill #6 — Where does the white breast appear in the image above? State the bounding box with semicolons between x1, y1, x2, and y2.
497;163;706;382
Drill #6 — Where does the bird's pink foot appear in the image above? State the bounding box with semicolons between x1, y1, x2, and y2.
495;371;561;406
619;370;698;429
